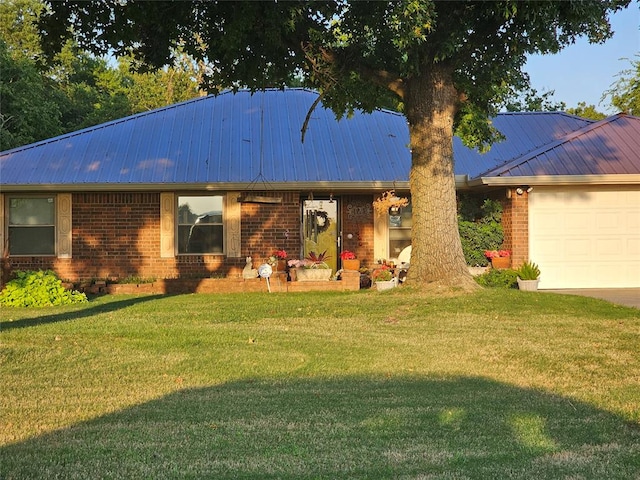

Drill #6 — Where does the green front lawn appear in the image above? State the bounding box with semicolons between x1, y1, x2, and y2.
1;288;639;479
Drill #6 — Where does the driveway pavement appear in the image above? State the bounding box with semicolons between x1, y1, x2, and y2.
544;288;640;309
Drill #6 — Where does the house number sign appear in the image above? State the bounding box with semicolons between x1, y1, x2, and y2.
347;202;372;220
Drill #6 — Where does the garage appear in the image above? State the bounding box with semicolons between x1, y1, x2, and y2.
529;185;640;289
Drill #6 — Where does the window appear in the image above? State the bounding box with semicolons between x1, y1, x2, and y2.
8;197;56;255
177;196;224;254
389;203;412;259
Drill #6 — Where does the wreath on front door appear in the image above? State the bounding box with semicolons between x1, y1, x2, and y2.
305;210;330;242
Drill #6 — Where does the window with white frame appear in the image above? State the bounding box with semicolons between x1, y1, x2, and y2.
177;195;224;254
8;196;56;255
388;203;412;260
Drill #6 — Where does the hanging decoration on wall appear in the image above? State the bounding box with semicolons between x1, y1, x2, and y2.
373;190;409;215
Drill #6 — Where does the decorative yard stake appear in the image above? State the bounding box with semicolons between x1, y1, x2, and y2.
258;263;273;293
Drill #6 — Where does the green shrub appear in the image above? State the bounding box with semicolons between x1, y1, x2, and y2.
474;268;518;289
458;196;504;266
0;270;88;307
516;261;541;280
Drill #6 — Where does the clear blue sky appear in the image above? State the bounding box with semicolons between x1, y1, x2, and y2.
525;4;639;113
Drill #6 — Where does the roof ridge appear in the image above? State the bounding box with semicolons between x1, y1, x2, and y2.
494;111;596;122
477;113;628;178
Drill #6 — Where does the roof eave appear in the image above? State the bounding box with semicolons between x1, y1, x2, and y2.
0;180;413;193
468;174;640;188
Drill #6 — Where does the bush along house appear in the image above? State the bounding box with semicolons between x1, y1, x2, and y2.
1;88;639;290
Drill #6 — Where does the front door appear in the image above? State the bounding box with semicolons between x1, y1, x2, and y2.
302;199;338;273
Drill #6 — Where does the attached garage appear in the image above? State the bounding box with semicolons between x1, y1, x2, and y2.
529;185;640;289
476;113;640;290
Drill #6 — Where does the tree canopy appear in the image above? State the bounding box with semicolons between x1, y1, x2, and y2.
0;0;203;150
37;0;630;287
604;55;640;115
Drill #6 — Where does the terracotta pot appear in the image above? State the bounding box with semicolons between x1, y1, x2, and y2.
276;259;287;272
491;257;511;269
342;259;361;271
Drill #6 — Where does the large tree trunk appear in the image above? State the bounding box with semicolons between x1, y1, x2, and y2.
404;64;476;289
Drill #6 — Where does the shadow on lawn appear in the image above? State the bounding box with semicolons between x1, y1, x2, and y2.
0;295;167;331
3;376;639;479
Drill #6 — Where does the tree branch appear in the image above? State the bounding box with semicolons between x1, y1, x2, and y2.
318;47;405;99
301;92;323;143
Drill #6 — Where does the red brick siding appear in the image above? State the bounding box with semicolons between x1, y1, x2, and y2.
10;190;524;282
341;195;374;267
241;192;302;265
501;188;529;268
10;191;306;282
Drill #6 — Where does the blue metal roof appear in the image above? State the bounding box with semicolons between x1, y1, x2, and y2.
0;88;605;190
478;113;640;178
0;89;410;189
455;112;593;178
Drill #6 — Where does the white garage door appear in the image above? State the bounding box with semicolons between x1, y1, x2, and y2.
529;185;640;289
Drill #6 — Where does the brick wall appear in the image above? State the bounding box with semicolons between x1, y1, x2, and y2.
241;192;302;265
341;195;374;267
9;190;524;282
10;191;306;282
501;188;529;268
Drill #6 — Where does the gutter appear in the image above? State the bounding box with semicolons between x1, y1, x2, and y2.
4;174;636;193
0;180;413;193
466;174;640;188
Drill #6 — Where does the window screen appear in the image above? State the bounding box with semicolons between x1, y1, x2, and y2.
8;197;56;255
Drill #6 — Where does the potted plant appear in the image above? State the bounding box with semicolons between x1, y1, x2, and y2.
292;251;332;281
269;249;288;271
484;249;511;269
340;250;360;271
373;190;409;215
371;265;396;291
516;261;541;291
287;258;306;281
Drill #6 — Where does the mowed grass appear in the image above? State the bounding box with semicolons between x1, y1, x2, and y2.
1;288;639;479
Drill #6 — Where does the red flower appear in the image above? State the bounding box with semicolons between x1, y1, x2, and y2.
372;265;393;281
273;249;287;259
340;250;356;260
484;249;511;258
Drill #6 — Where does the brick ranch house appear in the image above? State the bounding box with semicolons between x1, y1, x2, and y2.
1;88;639;289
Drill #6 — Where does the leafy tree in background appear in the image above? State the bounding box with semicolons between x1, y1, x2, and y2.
0;0;44;61
503;88;567;113
0;39;63;149
565;102;607;120
0;0;202;149
117;54;203;113
38;0;630;287
603;55;640;115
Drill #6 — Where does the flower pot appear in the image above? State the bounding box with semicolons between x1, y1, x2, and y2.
276;259;287;272
491;257;511;269
517;277;539;291
296;268;332;281
375;279;396;291
342;259;360;271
